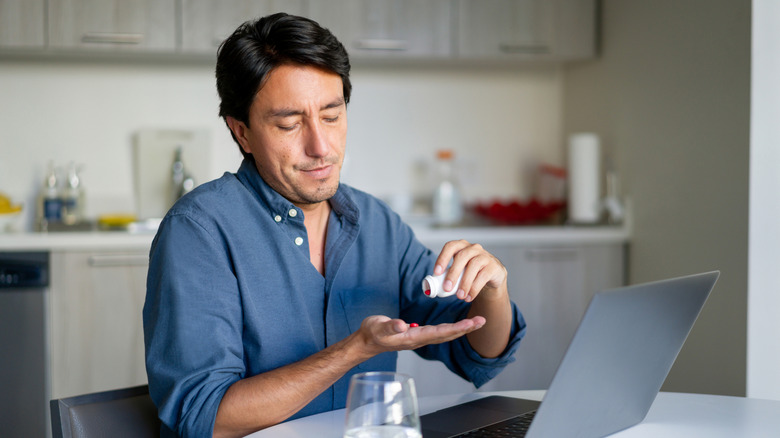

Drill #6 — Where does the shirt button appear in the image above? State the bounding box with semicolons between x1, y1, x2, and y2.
274;215;282;223
288;208;298;217
294;237;304;246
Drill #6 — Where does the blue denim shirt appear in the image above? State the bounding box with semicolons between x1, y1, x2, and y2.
143;159;526;437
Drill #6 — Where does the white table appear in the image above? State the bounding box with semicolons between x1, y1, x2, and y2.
245;390;780;437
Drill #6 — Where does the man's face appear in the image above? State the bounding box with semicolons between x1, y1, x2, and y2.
231;64;347;206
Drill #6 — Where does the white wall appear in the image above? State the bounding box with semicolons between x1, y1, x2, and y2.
0;60;241;228
748;0;780;400
563;0;751;396
0;60;563;231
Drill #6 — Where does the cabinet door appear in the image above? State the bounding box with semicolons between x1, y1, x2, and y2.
180;0;307;54
457;0;554;58
48;0;176;52
0;0;45;48
308;0;453;59
456;0;595;60
48;251;149;399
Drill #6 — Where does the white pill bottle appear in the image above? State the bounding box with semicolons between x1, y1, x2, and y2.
421;269;463;298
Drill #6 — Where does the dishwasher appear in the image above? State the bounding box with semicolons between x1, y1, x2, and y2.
0;252;49;437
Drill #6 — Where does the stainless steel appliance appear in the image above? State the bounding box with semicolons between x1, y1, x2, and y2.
0;252;49;437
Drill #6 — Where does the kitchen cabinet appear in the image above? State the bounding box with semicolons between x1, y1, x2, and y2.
2;0;596;62
180;0;307;54
0;0;45;48
455;0;596;61
308;0;453;60
47;0;176;52
397;242;625;396
48;250;149;399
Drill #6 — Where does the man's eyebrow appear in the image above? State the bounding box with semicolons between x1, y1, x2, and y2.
266;98;346;119
267;108;302;118
322;97;346;110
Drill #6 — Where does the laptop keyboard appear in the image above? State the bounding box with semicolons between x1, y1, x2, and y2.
451;410;537;437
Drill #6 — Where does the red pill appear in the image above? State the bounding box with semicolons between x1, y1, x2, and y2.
424;289;431;296
410;323;419;328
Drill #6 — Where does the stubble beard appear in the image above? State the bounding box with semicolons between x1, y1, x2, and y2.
294;179;339;205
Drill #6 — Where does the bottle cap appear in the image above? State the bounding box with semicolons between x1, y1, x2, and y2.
436;149;454;160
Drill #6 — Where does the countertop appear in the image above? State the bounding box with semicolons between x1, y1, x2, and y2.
0;222;630;252
247;391;780;438
0;230;156;252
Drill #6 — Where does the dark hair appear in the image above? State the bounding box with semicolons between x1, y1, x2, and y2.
215;13;352;160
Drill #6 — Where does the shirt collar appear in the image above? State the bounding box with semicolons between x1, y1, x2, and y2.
236;158;359;225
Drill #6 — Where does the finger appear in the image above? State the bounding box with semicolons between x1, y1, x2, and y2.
410;317;486;345
363;316;487;352
456;252;490;300
388;318;408;335
361;315;400;338
448;243;487;298
441;242;483;294
460;251;508;301
464;265;493;302
467;255;508;301
434;240;470;275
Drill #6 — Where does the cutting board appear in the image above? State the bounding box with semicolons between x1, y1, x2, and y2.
132;129;210;219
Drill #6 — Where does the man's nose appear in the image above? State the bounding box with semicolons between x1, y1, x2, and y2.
305;122;329;158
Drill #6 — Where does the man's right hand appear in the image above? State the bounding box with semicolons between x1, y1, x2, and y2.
352;315;487;358
215;315;484;437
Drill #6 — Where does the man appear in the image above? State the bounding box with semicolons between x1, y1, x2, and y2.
143;13;526;438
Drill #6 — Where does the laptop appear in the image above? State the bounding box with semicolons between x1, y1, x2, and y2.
420;271;719;438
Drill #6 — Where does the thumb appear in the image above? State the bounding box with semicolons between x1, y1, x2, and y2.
388;319;408;335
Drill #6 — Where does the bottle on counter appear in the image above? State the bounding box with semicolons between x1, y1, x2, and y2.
60;162;85;225
602;160;625;225
37;161;62;231
170;146;195;207
432;149;463;226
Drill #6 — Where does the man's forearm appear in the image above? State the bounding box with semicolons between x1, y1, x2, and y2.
212;313;487;437
466;281;513;358
213;332;369;438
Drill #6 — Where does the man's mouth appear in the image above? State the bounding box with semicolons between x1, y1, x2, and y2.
301;164;333;179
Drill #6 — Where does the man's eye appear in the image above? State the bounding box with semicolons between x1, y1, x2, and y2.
278;124;296;131
324;115;339;123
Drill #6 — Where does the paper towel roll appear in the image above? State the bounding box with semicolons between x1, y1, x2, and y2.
567;133;602;223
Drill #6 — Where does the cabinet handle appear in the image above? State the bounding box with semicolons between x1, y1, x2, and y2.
88;255;149;267
524;248;580;262
81;32;144;45
354;39;408;51
498;43;549;54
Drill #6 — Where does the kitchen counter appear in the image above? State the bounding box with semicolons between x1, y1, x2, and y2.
413;224;630;248
0;231;156;252
0;223;629;252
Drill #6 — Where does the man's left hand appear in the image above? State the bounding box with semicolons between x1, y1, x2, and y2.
434;240;508;303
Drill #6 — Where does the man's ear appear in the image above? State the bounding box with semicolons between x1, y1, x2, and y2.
225;116;252;155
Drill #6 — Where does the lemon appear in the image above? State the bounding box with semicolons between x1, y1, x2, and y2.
0;192;22;214
97;214;137;227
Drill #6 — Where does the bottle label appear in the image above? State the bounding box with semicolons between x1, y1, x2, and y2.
43;198;62;221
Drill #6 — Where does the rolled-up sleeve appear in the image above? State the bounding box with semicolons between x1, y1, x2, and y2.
143;212;244;437
447;309;526;387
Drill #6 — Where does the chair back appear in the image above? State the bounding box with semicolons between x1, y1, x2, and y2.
50;385;160;438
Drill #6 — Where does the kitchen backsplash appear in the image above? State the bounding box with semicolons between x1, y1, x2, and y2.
0;61;564;231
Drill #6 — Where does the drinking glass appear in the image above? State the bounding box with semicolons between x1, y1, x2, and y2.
343;372;421;438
